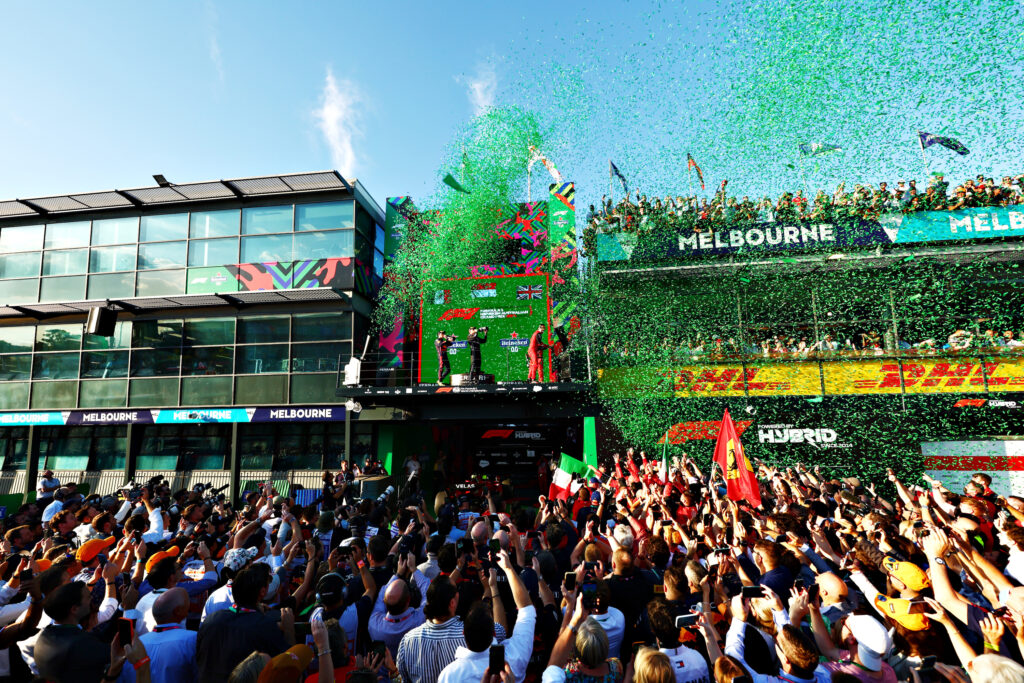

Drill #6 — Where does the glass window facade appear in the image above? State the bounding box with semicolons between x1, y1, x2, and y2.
0;194;375;413
140;214;188;242
136;269;185;297
90;245;137;273
42;249;88;276
294;231;353;260
39;276;86;302
0;198;369;304
138;241;186;270
296;201;354;231
45;222;91;249
0;311;357;408
0;252;41;279
190;210;240;239
241;234;290;263
92;217;138;245
88;272;135;299
188;238;237;267
0;225;44;252
242;206;292;235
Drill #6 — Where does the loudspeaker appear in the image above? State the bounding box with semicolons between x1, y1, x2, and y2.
86;307;118;337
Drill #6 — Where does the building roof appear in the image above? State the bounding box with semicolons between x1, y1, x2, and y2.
0;170;355;219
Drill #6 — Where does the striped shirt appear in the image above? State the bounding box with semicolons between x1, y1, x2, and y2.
395;616;507;683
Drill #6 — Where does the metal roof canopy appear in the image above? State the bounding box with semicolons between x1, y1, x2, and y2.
0;287;351;321
0;171;352;219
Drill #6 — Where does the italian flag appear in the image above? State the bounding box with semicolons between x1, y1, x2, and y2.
549;453;589;501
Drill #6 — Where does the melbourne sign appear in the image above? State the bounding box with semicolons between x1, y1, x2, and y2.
0;406;345;426
597;204;1024;261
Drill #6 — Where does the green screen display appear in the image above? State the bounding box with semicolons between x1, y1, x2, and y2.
419;274;550;383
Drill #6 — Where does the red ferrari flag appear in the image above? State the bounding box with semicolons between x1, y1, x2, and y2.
712;408;761;507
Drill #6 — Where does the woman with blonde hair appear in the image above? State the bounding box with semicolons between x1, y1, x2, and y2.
627;648;673;683
544;593;624;683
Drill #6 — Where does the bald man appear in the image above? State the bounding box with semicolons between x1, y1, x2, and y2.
370;552;431;657
815;572;851;623
121;587;197;683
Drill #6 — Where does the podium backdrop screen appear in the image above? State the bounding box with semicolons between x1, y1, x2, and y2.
419;274;550;383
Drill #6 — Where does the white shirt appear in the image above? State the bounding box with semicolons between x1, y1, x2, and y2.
589;607;626;660
369;571;431;657
417;555;441;581
541;666;567;683
117;624;197;683
130;587;170;635
437;605;537;683
201;582;233;622
37;477;59;499
1006;551;1024;585
659;644;711;683
41;499;63;523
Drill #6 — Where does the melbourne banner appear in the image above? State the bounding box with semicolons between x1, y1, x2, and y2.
0;405;345;427
597;204;1024;261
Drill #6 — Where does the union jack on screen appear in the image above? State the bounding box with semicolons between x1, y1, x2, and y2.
516;284;543;300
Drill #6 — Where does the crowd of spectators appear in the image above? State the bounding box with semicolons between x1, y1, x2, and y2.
3;449;1024;682
586;173;1024;240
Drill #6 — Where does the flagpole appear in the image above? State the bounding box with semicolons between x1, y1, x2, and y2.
917;131;930;177
797;153;810;199
687;163;693;203
528;167;532;204
608;160;613;209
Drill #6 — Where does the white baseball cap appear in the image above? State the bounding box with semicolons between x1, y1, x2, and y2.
847;614;891;671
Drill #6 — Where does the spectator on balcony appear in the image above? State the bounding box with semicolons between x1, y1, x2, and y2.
37;470;60;503
946;329;974;350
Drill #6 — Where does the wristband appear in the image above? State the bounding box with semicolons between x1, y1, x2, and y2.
317;648;332;657
133;657;151;671
985;642;999;651
357;560;366;569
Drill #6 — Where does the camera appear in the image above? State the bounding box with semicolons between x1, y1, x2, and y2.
376;486;395;505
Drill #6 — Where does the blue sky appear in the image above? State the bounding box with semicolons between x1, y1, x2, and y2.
1;1;1022;212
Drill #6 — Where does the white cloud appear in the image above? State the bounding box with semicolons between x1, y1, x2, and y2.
313;68;361;177
204;1;224;83
458;61;497;116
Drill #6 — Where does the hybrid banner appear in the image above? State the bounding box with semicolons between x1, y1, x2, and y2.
597;204;1024;261
0;406;345;427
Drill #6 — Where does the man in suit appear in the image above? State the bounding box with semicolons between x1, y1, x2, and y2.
34;582;114;683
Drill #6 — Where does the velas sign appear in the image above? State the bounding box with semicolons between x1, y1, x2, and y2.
0;406;346;426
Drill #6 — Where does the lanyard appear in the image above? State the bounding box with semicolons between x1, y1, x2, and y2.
154;625;182;632
230;604;256;614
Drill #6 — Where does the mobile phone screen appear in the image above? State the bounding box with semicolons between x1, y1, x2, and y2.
741;585;766;599
118;616;134;645
564;572;576;592
488;539;501;555
674;613;700;627
488;644;505;675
